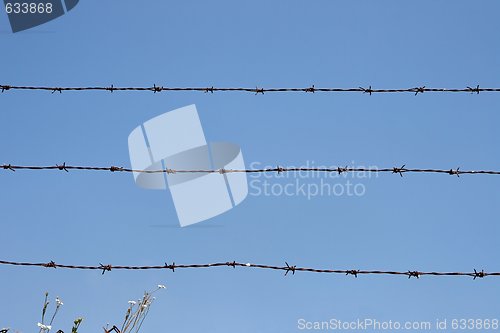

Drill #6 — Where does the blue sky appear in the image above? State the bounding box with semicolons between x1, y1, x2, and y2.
1;1;500;332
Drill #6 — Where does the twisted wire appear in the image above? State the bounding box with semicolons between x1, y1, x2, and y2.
0;260;495;279
1;163;499;177
0;84;494;95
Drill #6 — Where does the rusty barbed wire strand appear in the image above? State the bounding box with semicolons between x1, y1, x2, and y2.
0;84;496;95
0;260;497;280
1;163;500;176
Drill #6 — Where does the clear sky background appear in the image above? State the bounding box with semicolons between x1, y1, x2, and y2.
1;1;500;332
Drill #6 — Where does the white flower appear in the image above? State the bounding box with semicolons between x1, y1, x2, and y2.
141;304;148;309
157;284;166;289
245;263;251;267
37;323;52;331
56;297;63;306
128;300;136;305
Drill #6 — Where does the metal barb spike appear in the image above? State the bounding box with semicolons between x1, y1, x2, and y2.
408;271;420;279
305;85;315;93
57;162;68;172
285;262;296;276
414;86;425;95
473;269;486;280
44;261;57;268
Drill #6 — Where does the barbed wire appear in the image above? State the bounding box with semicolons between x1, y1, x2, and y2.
0;260;496;280
1;163;500;177
0;84;496;95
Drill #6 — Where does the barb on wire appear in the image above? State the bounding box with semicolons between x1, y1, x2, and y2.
474;269;486;280
360;86;373;95
0;260;499;280
1;163;500;176
408;271;420;279
284;262;296;276
346;270;359;278
99;263;112;275
56;162;68;172
392;164;406;177
2;84;500;95
467;85;481;94
43;261;57;268
2;164;15;172
165;262;175;272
